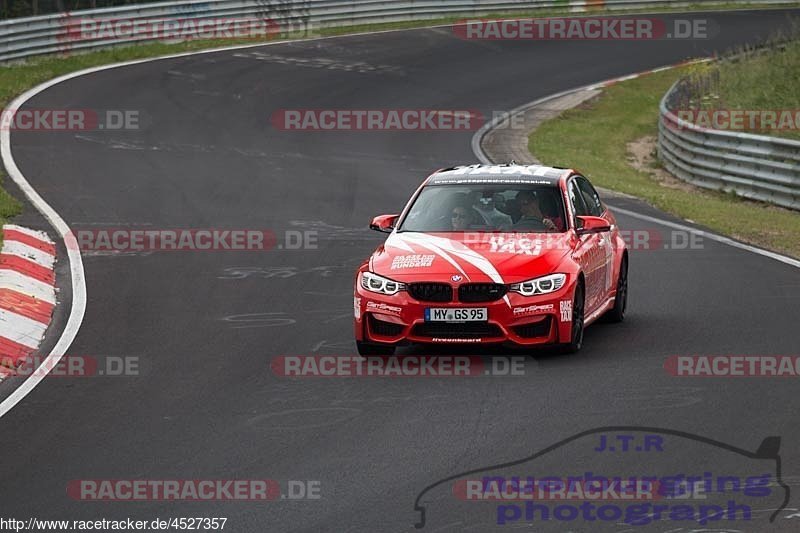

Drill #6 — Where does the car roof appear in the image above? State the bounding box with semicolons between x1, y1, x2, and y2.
426;164;570;185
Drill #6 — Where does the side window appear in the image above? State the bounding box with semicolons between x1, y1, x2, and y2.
568;180;589;221
576;177;604;217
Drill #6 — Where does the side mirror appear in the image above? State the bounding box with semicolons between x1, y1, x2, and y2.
576;215;611;235
370;214;399;233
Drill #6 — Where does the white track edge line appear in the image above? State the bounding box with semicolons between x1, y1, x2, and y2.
609;206;800;269
0;86;87;416
470;61;800;271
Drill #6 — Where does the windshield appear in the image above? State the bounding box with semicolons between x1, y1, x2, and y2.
398;183;567;233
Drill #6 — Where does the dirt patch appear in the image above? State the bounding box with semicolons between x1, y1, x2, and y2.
626;136;696;193
575;93;602;110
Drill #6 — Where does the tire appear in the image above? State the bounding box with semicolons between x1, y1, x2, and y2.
605;255;628;323
356;340;396;356
558;282;585;354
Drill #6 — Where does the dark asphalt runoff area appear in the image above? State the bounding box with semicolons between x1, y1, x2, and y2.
1;8;799;532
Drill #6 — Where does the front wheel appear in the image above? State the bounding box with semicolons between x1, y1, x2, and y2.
558;282;585;354
356;340;396;356
605;255;628;323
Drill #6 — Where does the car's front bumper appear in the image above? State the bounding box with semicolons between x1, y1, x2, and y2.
354;282;575;347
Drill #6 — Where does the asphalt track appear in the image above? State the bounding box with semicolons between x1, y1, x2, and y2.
2;9;800;532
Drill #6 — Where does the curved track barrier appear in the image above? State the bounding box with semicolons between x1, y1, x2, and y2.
659;79;800;210
1;0;797;62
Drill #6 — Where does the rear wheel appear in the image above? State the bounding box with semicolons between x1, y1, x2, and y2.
605;255;628;323
356;340;396;356
559;282;585;354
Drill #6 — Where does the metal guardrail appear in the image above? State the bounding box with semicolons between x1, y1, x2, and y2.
1;0;797;62
658;80;800;210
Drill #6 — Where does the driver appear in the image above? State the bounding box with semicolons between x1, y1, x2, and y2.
514;190;558;231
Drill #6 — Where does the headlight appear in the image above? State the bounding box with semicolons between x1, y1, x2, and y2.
509;273;567;296
360;272;406;295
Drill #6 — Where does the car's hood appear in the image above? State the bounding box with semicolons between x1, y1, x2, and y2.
370;231;573;284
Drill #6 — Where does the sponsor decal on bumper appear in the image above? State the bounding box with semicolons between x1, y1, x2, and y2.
366;301;402;315
513;303;554;316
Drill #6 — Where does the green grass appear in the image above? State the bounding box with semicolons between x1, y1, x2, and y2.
1;2;799;241
677;38;800;139
529;66;800;258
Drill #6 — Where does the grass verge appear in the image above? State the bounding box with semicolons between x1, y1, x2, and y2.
677;37;800;140
529;66;800;258
1;3;799;240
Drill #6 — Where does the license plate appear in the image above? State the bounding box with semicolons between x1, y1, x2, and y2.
425;307;487;322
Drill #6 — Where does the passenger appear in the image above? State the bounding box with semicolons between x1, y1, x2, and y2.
450;205;472;231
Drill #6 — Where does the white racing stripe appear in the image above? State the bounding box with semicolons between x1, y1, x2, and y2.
402;233;505;284
393;234;470;281
407;234;513;307
1;240;56;269
385;233;416;253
